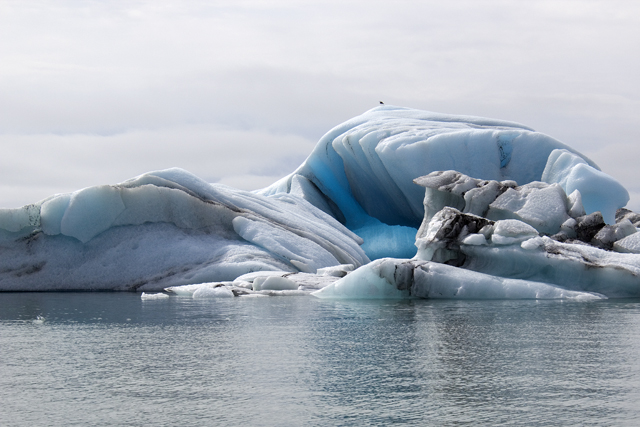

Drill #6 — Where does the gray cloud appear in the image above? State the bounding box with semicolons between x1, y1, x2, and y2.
0;125;314;206
1;0;638;210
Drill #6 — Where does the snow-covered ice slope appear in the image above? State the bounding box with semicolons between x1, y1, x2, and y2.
0;168;369;291
260;105;622;258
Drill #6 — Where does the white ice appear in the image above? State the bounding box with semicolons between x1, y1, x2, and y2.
140;292;170;300
542;149;629;223
491;220;539;245
613;233;640;254
312;258;604;300
486;183;570;235
192;286;235;298
316;264;355;277
252;276;298;291
459;237;640;298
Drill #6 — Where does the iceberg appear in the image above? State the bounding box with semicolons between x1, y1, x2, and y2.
1;105;638;298
0;168;368;291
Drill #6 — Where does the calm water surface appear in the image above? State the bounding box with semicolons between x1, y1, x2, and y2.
1;293;640;426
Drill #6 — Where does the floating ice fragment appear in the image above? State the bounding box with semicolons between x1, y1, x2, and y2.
165;282;236;297
141;292;170;300
192;286;234;298
413;205;640;298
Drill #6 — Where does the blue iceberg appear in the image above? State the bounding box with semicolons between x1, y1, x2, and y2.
0;106;637;297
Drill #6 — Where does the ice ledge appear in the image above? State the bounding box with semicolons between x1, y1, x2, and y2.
312;258;605;300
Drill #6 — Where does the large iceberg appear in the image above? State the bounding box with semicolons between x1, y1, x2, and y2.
0;106;637;297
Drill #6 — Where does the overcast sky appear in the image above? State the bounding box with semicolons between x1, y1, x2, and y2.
1;0;639;211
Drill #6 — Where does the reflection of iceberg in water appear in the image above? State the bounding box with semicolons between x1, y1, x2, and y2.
0;106;638;298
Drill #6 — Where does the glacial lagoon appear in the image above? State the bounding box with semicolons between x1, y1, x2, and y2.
2;292;640;426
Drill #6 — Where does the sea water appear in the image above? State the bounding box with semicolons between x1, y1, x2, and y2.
2;293;640;426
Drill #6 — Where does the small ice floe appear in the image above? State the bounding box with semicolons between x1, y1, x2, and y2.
192;286;234;298
140;292;170;300
165;282;235;298
165;273;337;298
232;270;339;293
